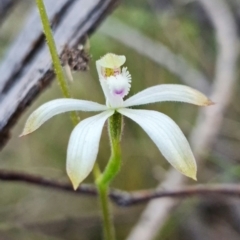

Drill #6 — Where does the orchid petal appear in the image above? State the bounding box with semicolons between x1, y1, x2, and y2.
118;108;197;180
20;99;107;136
67;110;114;189
123;84;213;108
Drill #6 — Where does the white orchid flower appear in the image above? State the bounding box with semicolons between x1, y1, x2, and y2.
21;53;212;190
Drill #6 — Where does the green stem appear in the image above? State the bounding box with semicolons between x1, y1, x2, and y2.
35;0;78;125
98;184;115;240
96;112;122;240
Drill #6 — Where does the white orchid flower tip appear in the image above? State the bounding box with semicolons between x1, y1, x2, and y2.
172;157;197;181
176;156;197;181
20;125;35;137
19;133;26;138
192;91;213;106
67;167;87;191
204;99;215;106
68;173;81;190
73;185;78;191
98;53;126;68
20;113;40;137
184;169;197;181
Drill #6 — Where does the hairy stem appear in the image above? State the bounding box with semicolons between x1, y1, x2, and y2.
96;112;122;240
35;0;78;125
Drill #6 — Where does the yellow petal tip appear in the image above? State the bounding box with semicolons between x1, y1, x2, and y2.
19;130;30;138
205;99;215;106
181;167;197;181
187;171;197;181
191;175;197;181
98;53;126;68
68;173;81;191
19;126;35;137
72;183;79;191
70;179;80;191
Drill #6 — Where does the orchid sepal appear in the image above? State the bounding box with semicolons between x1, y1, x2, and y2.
118;108;197;180
123;84;213;108
67;110;114;189
20;99;107;136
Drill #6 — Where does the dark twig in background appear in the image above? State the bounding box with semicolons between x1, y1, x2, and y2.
1;169;240;206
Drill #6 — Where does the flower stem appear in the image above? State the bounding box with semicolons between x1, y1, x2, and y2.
35;0;78;125
98;184;115;240
96;112;122;240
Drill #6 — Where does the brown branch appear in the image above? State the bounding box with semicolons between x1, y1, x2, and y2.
0;169;97;195
121;184;240;206
1;169;240;206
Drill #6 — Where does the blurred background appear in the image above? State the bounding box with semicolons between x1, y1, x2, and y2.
0;0;240;239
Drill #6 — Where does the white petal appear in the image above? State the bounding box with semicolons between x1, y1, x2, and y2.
123;84;213;108
20;99;107;136
118;108;197;180
67;110;114;189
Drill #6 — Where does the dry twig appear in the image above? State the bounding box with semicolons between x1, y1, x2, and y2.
1;169;240;206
